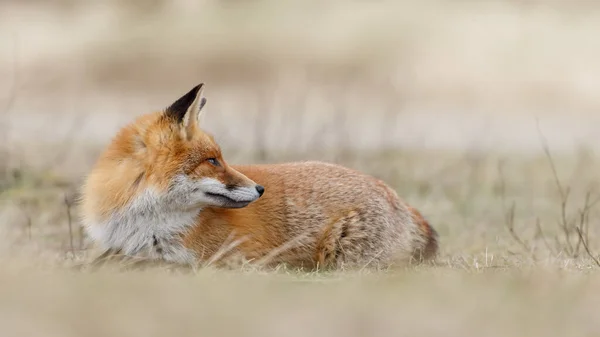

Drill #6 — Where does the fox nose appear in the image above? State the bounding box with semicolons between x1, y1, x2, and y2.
255;185;265;196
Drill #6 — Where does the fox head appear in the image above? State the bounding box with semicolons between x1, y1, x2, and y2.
154;83;265;209
81;83;264;259
81;84;264;247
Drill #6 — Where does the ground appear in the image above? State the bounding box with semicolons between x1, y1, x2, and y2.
1;1;600;336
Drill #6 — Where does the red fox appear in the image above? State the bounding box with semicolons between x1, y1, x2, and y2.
81;84;438;270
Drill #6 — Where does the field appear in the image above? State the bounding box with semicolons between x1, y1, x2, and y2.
1;1;600;336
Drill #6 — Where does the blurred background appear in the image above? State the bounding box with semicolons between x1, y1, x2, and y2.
1;0;600;263
2;0;600;167
2;2;600;336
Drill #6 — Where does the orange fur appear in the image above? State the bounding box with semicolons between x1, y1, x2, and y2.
81;84;439;270
406;205;438;261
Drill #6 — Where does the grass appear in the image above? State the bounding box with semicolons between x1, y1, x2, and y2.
2;1;600;336
2;266;600;337
2;120;600;337
3;148;600;269
2;266;599;337
3;133;600;334
3;144;600;336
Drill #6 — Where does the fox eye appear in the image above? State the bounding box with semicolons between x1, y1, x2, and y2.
206;158;220;166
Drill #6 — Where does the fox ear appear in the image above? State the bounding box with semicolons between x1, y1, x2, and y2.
165;83;207;136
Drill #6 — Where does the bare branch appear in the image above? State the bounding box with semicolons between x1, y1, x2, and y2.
534;218;553;255
497;160;530;252
536;118;566;200
536;119;578;256
576;227;600;267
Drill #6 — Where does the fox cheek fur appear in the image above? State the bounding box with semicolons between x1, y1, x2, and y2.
169;175;263;211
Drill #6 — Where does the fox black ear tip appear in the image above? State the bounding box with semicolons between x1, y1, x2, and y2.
166;83;207;121
188;83;204;96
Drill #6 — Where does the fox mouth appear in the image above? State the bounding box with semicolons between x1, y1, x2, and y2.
204;192;255;208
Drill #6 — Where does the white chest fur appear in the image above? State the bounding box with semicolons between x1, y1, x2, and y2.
84;186;200;265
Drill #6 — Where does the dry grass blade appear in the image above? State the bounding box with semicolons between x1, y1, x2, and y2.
359;249;386;273
203;231;249;268
253;231;312;268
77;248;179;273
64;193;75;255
69;248;123;271
90;248;124;266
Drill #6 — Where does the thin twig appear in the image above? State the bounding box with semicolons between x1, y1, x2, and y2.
576;227;600;267
497;160;530;252
26;213;32;240
79;222;85;250
534;217;553;255
574;190;592;256
17;201;33;241
64;193;74;254
536;119;577;256
536;119;566;200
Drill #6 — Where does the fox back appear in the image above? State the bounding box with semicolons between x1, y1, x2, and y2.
80;84;438;270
